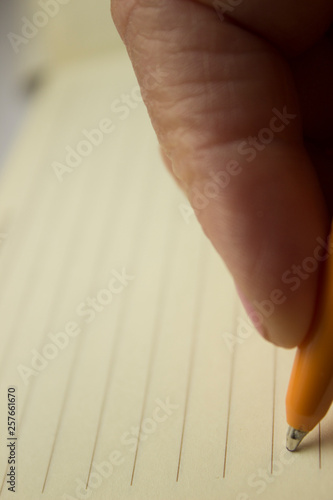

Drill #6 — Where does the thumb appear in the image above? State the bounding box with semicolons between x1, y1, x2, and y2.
111;0;329;347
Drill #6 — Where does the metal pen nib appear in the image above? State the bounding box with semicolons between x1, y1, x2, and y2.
286;426;308;451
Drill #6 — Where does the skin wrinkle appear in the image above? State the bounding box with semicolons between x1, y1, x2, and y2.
124;2;302;148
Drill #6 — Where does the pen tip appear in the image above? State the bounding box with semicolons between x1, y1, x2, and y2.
286;426;308;451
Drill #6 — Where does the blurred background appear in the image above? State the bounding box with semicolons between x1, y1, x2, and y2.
0;0;123;167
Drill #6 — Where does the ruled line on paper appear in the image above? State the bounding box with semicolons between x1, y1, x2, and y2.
130;208;181;486
42;339;83;493
176;242;207;483
270;348;277;475
222;337;236;479
129;307;163;486
85;312;124;489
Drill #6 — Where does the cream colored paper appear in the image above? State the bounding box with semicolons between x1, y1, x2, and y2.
0;53;332;500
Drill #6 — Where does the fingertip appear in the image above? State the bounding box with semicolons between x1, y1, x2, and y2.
189;148;329;350
233;222;329;349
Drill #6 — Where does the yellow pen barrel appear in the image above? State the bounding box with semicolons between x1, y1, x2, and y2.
286;233;333;432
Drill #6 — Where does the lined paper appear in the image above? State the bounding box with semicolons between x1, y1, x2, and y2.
0;52;332;500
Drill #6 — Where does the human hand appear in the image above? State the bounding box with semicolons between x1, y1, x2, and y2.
111;0;333;347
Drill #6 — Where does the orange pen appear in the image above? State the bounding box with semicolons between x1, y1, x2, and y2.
286;224;333;451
